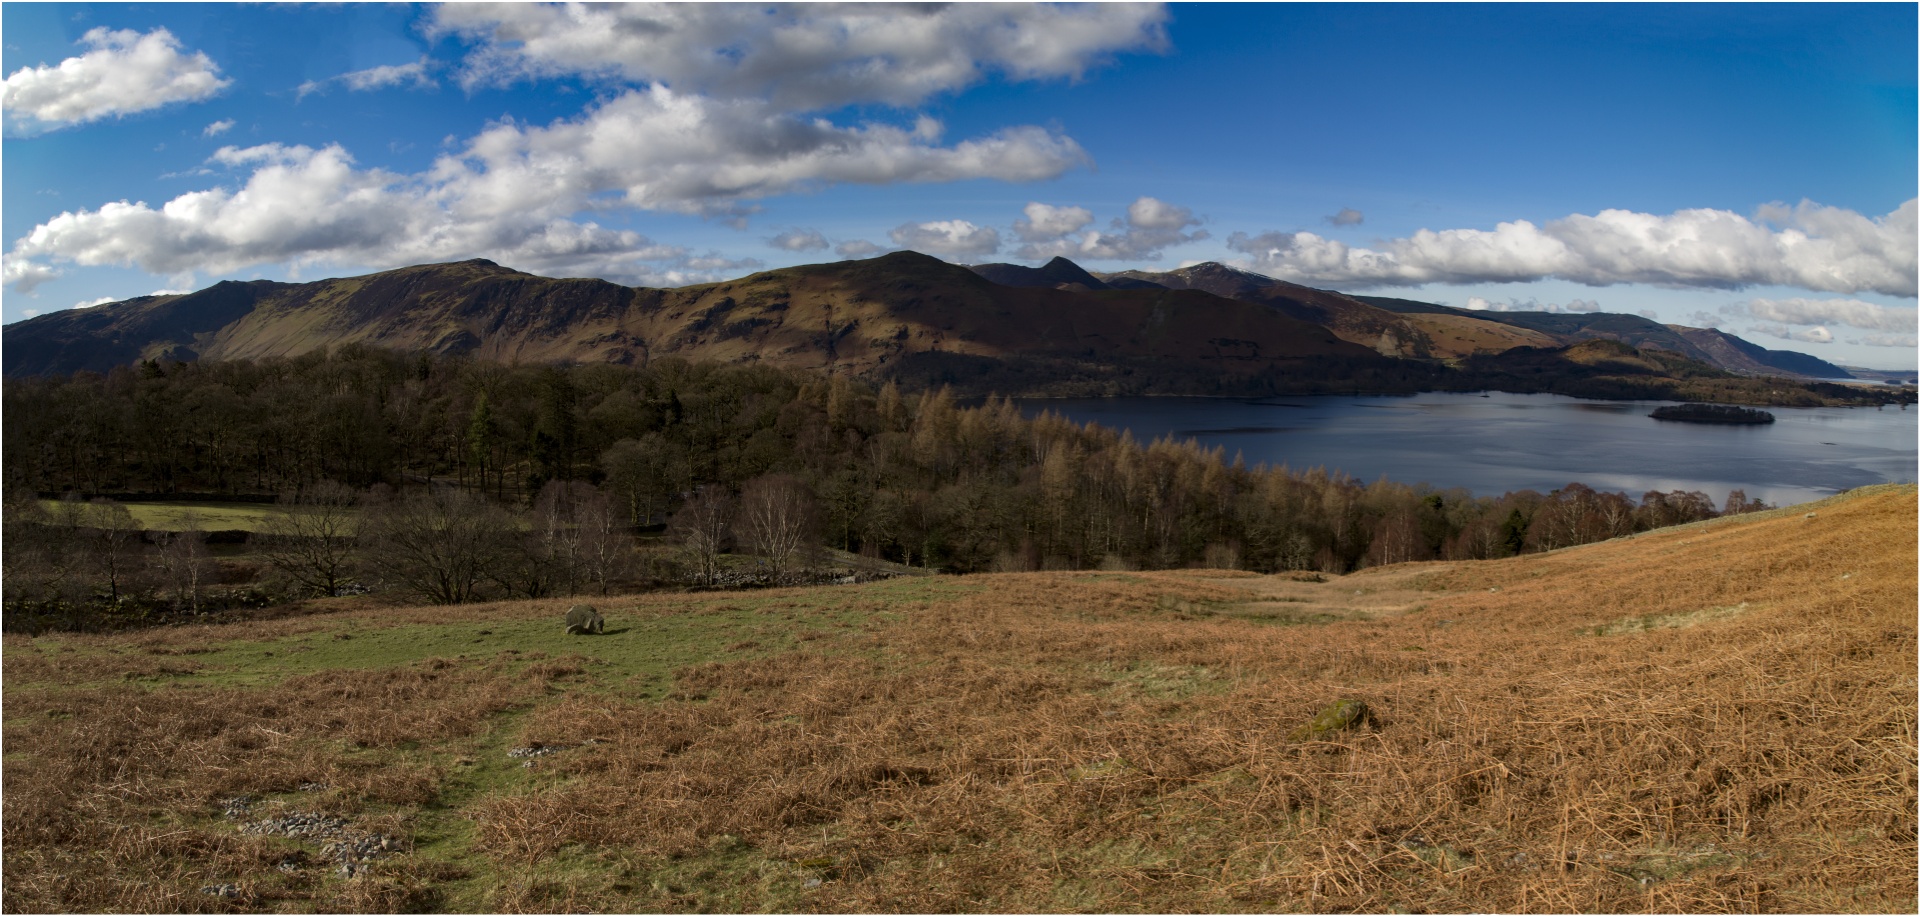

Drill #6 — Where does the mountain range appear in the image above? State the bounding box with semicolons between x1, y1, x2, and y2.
0;251;1854;390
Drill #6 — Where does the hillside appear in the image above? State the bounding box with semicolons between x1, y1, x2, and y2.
1100;263;1450;358
1358;295;1853;379
3;485;1912;912
1;253;1371;381
1666;325;1853;379
967;256;1111;291
5;255;1896;406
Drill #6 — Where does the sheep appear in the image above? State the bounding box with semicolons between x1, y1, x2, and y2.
563;604;605;635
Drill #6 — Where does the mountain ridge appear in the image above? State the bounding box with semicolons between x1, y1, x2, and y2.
1;253;1871;394
3;252;1371;380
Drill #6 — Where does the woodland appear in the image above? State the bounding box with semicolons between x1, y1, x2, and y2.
2;347;1773;631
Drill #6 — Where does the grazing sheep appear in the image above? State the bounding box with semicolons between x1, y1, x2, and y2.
564;604;604;635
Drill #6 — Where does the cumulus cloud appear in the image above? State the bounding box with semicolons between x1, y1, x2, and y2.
1683;310;1725;329
3;27;231;134
433;2;1168;110
4;85;1091;291
835;239;885;259
1325;207;1364;227
0;141;699;289
1013;202;1094;242
1750;323;1834;344
438;86;1086;222
766;228;830;252
1012;195;1207;261
2;258;62;295
73;295;117;309
202;118;234;137
1461;296;1601;314
1227;199;1919;297
889;220;1000;259
1742;297;1917;333
297;58;435;100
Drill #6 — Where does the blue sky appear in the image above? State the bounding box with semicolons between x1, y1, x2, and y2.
4;2;1915;369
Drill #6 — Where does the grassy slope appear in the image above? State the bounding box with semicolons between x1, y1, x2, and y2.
3;487;1914;913
37;500;293;533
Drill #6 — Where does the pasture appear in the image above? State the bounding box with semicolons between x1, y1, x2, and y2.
4;487;1913;913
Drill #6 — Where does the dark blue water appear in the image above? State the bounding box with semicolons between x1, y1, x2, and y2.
1009;392;1917;507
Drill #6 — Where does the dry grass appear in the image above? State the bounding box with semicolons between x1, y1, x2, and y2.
5;486;1914;912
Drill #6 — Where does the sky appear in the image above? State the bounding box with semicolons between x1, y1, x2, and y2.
3;2;1915;370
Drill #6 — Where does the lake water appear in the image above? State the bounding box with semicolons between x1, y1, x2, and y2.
1008;392;1918;508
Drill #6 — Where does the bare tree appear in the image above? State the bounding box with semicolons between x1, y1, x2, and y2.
572;485;633;595
669;486;733;586
496;480;629;598
736;473;819;582
81;498;148;604
358;488;511;604
257;481;361;597
1722;489;1770;516
152;512;214;613
2;488;65;607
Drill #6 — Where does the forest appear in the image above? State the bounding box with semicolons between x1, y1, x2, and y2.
3;347;1771;630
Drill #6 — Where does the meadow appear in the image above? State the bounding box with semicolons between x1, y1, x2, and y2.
3;485;1913;913
35;500;292;534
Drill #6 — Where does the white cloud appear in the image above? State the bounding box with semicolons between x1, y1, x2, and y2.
2;27;230;134
297;58;435;100
1683;310;1725;329
1460;296;1601;314
2;258;62;295
1325;207;1364;227
433;2;1168;110
202;118;235;137
1012;195;1207;261
436;86;1087;222
1848;333;1918;348
2;142;694;287
73;295;116;308
681;253;763;273
4;85;1090;290
1743;297;1917;333
766;228;830;252
1227;199;1919;297
835;239;885;259
889;220;1001;259
1750;323;1834;344
1013;202;1093;242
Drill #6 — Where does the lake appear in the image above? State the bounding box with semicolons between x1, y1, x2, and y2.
1007;392;1918;508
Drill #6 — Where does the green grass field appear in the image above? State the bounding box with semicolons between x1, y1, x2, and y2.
37;499;301;532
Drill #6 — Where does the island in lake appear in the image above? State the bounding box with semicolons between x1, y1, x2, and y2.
1649;403;1776;424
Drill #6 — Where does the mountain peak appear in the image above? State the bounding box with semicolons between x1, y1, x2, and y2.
966;255;1108;291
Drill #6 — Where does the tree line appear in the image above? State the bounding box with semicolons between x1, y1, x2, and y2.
4;348;1772;625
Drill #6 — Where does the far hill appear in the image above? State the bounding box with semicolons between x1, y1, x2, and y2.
6;254;1896;405
1100;263;1451;358
1357;295;1853;379
1665;325;1852;379
2;252;1374;385
966;256;1110;291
